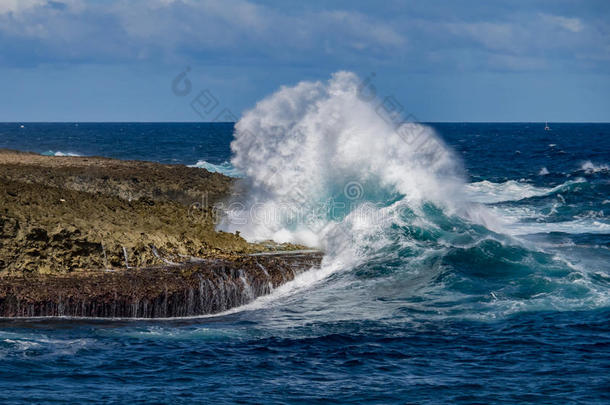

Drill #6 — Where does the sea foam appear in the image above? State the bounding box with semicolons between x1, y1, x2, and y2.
41;150;82;157
189;160;243;177
220;71;470;248
215;71;609;318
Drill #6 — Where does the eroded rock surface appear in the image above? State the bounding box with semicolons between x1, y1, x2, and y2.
0;149;301;274
0;253;322;318
0;149;319;317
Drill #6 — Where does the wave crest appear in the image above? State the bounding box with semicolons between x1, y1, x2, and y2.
189;160;243;177
40;150;81;157
221;71;468;247
580;160;609;174
215;71;609;319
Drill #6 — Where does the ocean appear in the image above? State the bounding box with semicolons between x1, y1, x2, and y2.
1;117;609;400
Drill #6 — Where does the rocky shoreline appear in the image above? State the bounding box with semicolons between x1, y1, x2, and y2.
0;252;322;318
0;149;321;318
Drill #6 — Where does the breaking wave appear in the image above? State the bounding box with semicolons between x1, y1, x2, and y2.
465;178;586;204
580;160;609;174
40;150;82;157
217;71;610;319
189;160;243;177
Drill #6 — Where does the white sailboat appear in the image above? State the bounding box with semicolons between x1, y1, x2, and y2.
544;121;551;131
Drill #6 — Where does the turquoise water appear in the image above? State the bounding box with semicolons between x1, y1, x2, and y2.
1;121;609;404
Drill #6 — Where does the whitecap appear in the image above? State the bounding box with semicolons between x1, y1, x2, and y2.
580;160;609;174
188;160;243;177
465;178;585;204
41;150;82;157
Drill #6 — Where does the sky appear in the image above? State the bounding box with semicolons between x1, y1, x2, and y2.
0;0;609;122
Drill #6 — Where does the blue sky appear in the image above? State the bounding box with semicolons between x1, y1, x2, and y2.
0;0;609;122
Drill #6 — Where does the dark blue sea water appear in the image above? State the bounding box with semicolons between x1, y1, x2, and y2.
1;122;609;404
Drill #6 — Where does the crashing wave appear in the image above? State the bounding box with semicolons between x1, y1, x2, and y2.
465;178;586;204
220;71;475;247
189;160;243;177
580;161;609;174
41;150;82;157
216;71;609;319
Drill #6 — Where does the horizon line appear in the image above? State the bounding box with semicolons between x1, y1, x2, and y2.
2;121;610;124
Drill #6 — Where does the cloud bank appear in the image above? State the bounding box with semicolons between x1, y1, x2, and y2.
0;0;607;72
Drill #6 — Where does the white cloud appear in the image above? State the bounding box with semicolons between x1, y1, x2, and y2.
0;0;83;16
109;0;406;61
321;10;407;48
540;13;584;33
446;21;517;52
0;0;46;14
0;0;605;74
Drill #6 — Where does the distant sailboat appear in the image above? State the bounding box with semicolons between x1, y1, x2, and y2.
544;121;551;131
